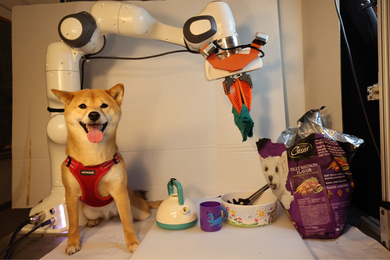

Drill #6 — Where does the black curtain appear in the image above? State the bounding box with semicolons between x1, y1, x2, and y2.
340;0;380;219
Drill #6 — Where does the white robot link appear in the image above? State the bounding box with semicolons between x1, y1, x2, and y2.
29;1;268;232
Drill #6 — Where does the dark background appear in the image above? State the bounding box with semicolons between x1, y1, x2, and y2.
0;18;12;154
340;0;380;219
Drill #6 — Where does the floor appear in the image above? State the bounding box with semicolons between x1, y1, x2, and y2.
0;207;67;259
0;152;68;259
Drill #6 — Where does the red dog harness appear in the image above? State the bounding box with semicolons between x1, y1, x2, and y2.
65;154;120;207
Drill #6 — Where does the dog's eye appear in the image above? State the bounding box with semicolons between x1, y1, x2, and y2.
264;167;268;172
79;104;87;109
275;167;279;172
101;103;108;109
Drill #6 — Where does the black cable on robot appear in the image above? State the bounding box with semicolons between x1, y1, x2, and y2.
212;40;265;58
0;218;54;258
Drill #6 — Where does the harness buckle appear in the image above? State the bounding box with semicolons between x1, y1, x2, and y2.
113;153;120;164
65;156;72;167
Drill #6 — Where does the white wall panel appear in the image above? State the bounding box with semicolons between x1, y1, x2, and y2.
12;0;290;207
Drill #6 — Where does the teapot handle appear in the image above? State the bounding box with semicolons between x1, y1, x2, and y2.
167;178;184;205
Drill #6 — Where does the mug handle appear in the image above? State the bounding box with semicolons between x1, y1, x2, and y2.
221;206;228;221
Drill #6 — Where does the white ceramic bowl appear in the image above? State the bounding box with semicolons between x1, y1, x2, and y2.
221;191;277;227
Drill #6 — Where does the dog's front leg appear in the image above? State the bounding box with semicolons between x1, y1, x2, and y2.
65;191;81;255
112;187;140;253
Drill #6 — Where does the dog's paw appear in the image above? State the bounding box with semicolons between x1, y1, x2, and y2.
127;240;140;253
87;218;102;228
65;242;80;255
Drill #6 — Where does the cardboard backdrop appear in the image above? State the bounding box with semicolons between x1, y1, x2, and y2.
12;0;285;208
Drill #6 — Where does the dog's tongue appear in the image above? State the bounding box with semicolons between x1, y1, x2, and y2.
87;124;103;143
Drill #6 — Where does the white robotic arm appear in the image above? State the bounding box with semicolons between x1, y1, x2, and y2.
48;1;267;114
32;1;268;232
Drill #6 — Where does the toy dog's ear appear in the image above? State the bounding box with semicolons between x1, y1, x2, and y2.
259;155;264;162
281;151;289;174
51;89;74;108
107;83;124;107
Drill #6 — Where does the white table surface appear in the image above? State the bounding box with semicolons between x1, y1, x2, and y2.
131;197;315;260
41;197;390;259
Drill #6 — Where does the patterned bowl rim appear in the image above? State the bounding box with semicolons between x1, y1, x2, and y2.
221;190;277;208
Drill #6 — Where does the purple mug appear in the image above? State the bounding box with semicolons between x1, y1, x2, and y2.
200;201;228;232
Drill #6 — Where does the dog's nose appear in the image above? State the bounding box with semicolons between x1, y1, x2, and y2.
268;176;273;182
88;111;100;122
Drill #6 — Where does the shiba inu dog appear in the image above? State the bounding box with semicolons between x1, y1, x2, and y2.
259;151;294;210
52;84;160;255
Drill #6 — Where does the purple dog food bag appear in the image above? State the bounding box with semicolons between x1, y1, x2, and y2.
256;108;363;239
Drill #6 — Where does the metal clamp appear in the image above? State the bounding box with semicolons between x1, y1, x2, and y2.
224;73;253;95
223;76;236;94
201;42;217;59
239;73;253;89
253;32;268;46
367;83;379;101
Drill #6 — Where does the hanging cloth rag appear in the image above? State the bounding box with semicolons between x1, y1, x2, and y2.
232;104;254;142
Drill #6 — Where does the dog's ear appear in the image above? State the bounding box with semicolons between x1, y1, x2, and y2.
107;84;124;107
51;89;74;107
